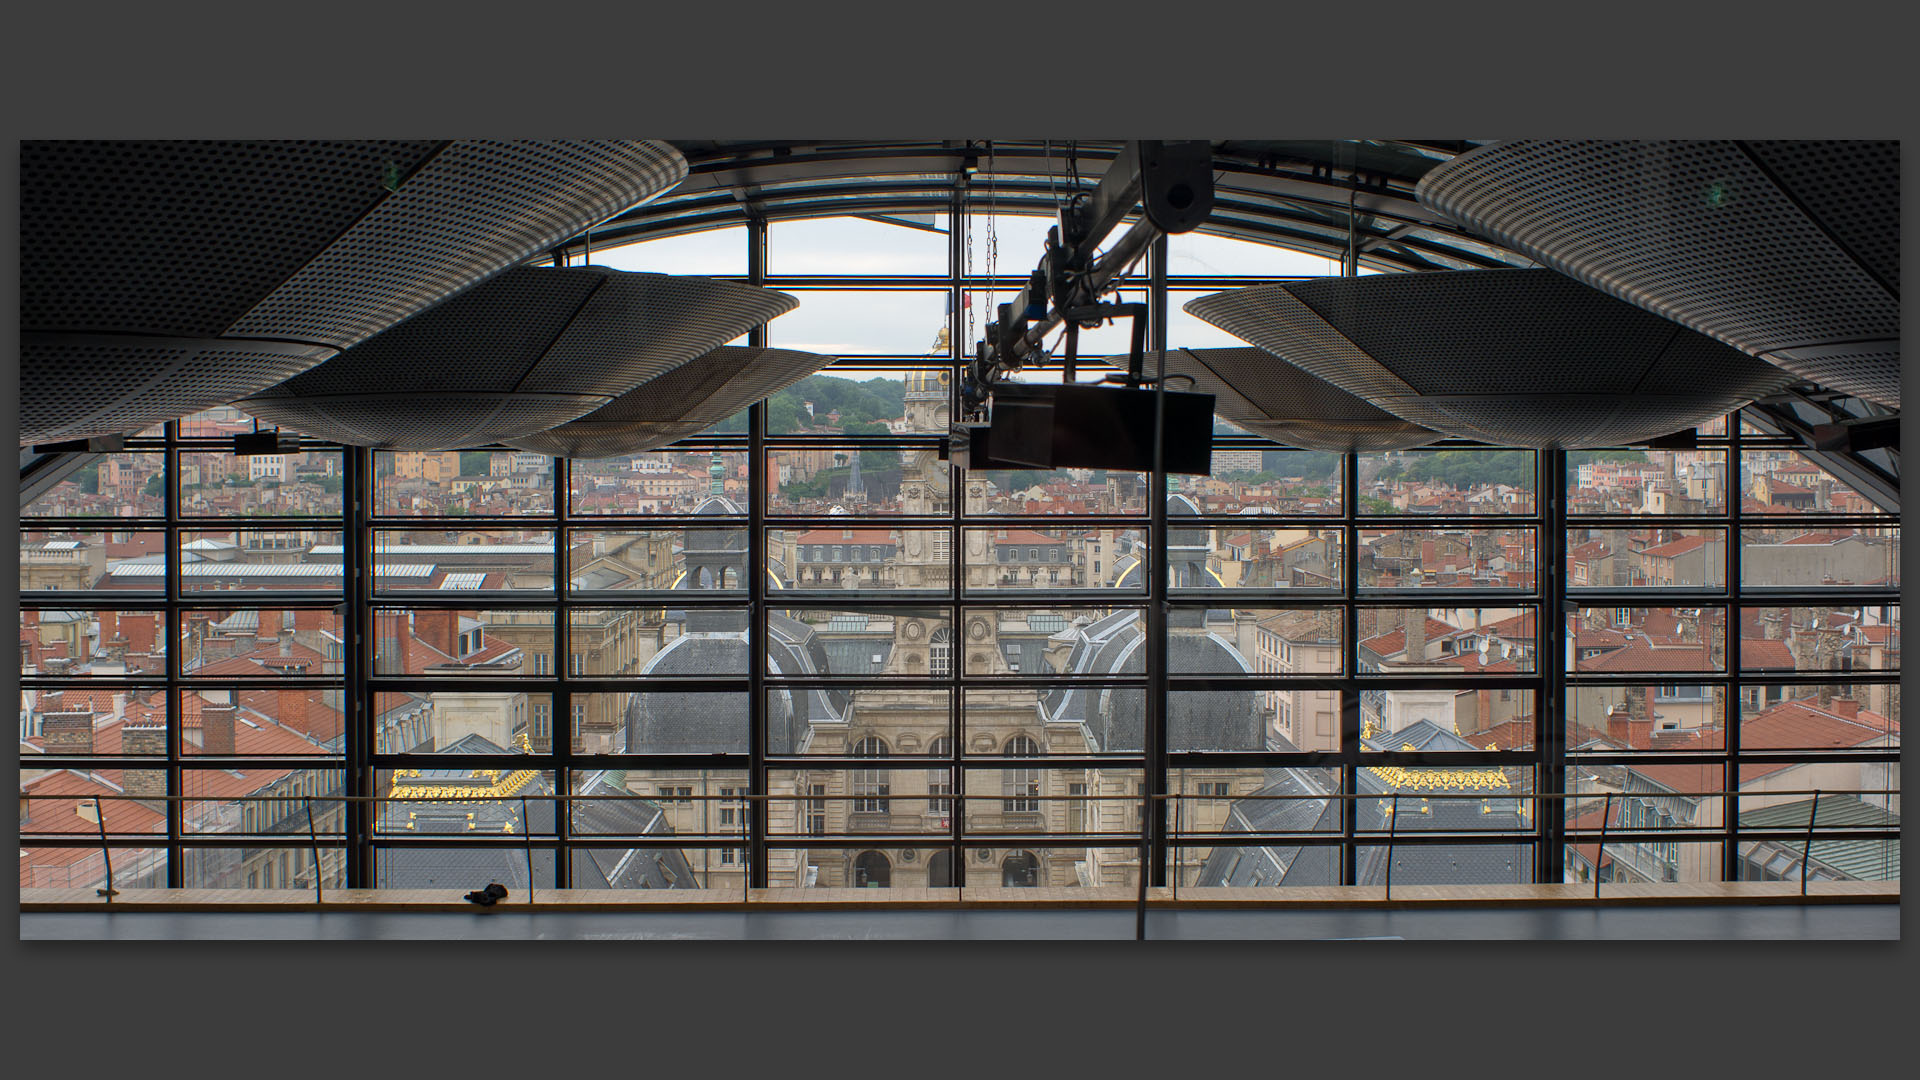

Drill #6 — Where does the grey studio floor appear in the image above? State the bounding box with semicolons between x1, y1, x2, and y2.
20;904;1898;941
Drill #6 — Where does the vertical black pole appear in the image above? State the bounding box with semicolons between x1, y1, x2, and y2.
1801;790;1821;895
747;215;770;890
1341;452;1360;885
93;797;117;900
1594;791;1613;898
342;444;371;888
1723;414;1745;882
551;454;571;891
1384;792;1399;901
163;432;184;888
1144;232;1170;915
1540;447;1568;885
948;192;966;890
306;797;322;903
522;795;535;904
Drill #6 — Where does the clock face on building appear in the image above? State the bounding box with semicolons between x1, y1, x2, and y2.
968;617;990;641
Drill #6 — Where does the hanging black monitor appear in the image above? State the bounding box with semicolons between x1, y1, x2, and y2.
983;383;1215;474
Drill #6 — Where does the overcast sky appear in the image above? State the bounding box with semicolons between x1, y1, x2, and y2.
582;213;1357;362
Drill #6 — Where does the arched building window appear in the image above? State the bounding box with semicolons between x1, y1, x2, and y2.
929;628;952;678
927;849;952;888
1002;850;1040;887
853;850;890;888
851;736;890;813
1003;734;1041;813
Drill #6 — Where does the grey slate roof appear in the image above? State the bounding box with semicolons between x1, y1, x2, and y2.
1045;611;1261;752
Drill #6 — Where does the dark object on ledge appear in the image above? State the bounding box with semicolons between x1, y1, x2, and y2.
464;882;510;906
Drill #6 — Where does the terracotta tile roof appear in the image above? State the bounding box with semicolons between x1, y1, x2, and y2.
1640;535;1709;559
1782;530;1857;546
1739;638;1797;670
1358;617;1457;658
1576;639;1714;673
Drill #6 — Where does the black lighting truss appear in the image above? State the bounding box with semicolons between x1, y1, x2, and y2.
18;215;1900;896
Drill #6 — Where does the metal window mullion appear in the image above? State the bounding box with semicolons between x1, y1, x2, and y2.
343;444;372;887
552;454;571;889
1723;412;1745;881
747;215;771;889
1144;231;1170;890
1538;447;1568;884
163;436;184;887
1340;450;1360;884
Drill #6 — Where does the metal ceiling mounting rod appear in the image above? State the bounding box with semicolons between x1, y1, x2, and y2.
962;140;1214;412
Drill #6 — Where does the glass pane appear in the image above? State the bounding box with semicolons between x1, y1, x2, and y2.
20;609;167;676
1741;526;1899;588
1173;767;1344;839
1567;608;1726;673
1735;794;1897;883
1357;842;1535;885
569;451;749;515
765;847;955;889
619;689;749;755
1185;447;1344;514
370;609;546;676
767;768;957;835
20;529;164;594
180;450;345;516
1163;526;1344;591
571;769;749;837
962;767;1145;836
767;290;948;355
768;447;950;515
1357;767;1535;836
181;607;343;678
964;469;1149;515
178;406;270;439
765;371;949;435
773;690;949;757
1566;450;1727;515
179;530;344;593
570;528;746;592
1361;691;1538;751
371;531;555;593
1741;449;1888;515
373;450;554;515
1359;607;1538;674
375;769;557;835
1357;449;1536;515
1357;527;1536;590
1167;233;1340;276
181;768;344;834
22;453;166;517
593;226;748;275
569;847;740;891
372;692;546;755
769;214;949;275
21;686;168;757
772;607;951;678
20;846;168;890
965;605;1136;676
183;845;345;891
1739;685;1899;751
21;768;166;836
978;680;1145;755
1167;691;1278;752
1739;605;1899;671
773;528;949;592
1566;528;1726;590
1566;685;1726;751
180;688;341;754
375;842;557;890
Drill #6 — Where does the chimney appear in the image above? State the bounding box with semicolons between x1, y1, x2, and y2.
1475;688;1493;733
1830;696;1859;719
412;609;459;659
278;628;294;657
1404;610;1427;662
1816;684;1834;707
43;656;72;677
120;725;168;800
277;687;311;737
201;704;236;756
1607;703;1632;747
43;712;95;755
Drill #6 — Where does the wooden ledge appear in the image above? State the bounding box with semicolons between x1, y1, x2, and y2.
19;880;1898;914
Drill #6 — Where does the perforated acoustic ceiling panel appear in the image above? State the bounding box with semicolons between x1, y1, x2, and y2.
1185;269;1798;448
1128;348;1439;452
1416;139;1900;408
237;268;799;450
20;139;690;444
507;346;835;458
